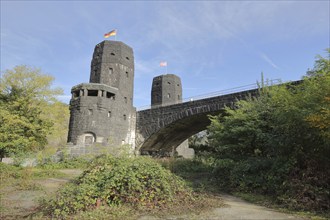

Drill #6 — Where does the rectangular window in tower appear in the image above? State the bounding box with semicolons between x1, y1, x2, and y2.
126;71;129;78
87;90;98;96
167;93;171;98
108;111;111;118
88;109;93;115
123;114;127;120
109;68;113;75
124;97;127;103
72;90;79;98
106;92;115;99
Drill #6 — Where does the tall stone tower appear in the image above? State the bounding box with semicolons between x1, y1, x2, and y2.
150;74;194;158
67;40;136;153
151;74;182;107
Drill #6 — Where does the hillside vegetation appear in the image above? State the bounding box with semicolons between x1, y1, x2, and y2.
201;49;330;213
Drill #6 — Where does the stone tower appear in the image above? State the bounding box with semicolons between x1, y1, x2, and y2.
151;74;182;107
150;74;194;158
67;40;136;153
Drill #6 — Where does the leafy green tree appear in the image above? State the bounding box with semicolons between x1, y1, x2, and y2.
207;50;330;211
0;65;63;160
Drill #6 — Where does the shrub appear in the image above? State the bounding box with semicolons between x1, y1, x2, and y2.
159;158;212;174
38;156;90;169
41;155;194;218
0;162;22;180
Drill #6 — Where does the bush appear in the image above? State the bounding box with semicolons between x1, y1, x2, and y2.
0;162;22;180
41;155;194;218
159;158;212;174
38;156;90;169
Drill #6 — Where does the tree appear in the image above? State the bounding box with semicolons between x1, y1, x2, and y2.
0;65;63;160
207;50;330;211
305;48;330;140
44;101;70;148
209;49;330;166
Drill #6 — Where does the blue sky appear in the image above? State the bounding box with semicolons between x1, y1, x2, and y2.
1;1;329;107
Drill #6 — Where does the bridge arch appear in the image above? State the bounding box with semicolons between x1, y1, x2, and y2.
136;88;260;153
139;109;224;153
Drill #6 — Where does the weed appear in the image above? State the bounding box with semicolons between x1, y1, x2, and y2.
31;168;66;179
72;205;137;220
14;168;43;191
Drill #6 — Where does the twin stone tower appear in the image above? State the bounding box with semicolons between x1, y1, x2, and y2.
67;40;191;157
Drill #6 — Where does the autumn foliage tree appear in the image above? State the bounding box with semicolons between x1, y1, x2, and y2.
0;65;65;160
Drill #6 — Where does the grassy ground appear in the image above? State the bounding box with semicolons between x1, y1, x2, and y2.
0;167;82;219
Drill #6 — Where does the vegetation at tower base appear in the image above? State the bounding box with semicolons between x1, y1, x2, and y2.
0;65;68;161
40;155;200;218
207;49;330;213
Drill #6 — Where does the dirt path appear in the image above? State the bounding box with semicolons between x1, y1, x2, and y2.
201;194;304;220
139;194;304;220
0;169;83;219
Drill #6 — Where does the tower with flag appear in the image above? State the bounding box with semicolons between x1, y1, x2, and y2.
67;40;136;154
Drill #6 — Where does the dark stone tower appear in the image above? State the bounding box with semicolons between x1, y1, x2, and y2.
150;74;194;158
67;41;136;153
151;74;182;107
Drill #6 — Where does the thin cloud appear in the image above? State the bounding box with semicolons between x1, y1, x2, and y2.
135;59;160;78
260;52;280;70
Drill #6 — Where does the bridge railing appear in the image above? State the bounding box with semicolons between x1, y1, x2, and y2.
137;79;282;111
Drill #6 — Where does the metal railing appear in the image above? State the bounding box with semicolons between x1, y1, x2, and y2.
137;79;281;111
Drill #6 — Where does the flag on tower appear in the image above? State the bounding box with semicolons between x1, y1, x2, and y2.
160;61;167;67
104;30;117;38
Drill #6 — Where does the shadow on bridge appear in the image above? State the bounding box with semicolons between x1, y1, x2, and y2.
140;109;224;153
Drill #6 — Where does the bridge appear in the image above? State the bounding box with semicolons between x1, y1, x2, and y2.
66;40;304;157
135;80;301;154
136;82;264;154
